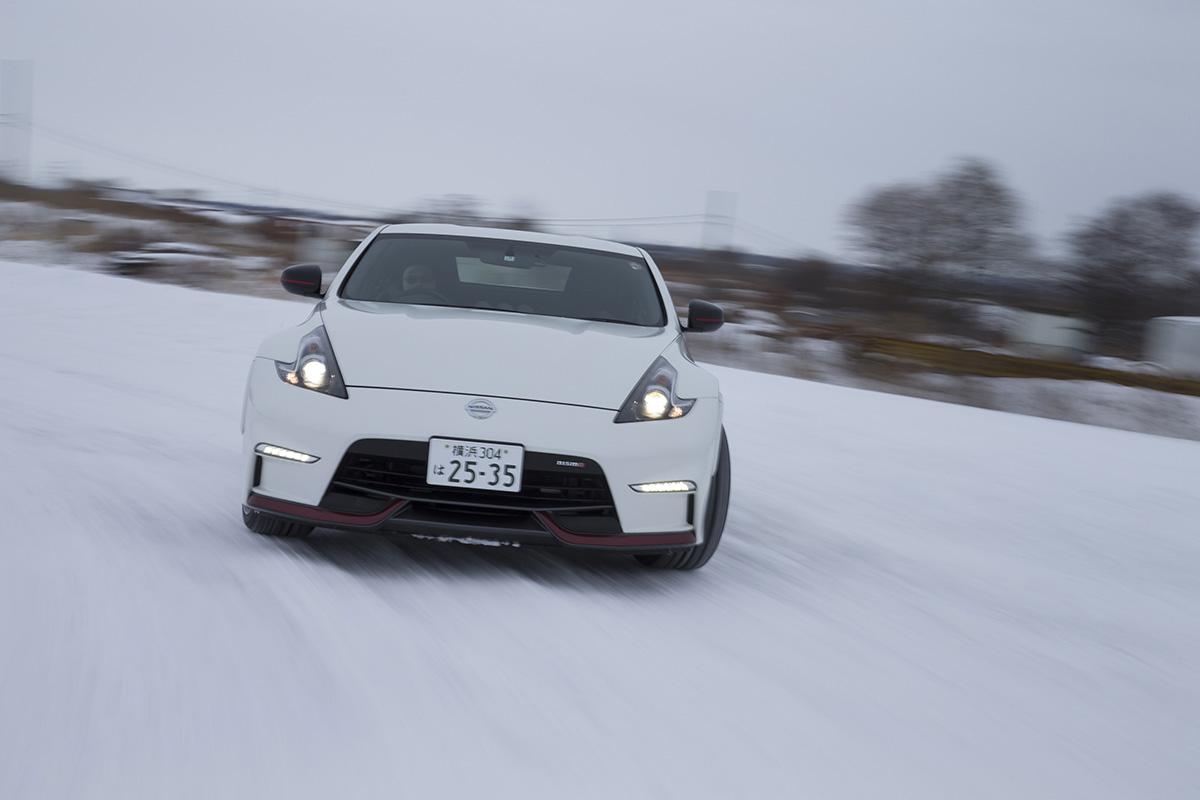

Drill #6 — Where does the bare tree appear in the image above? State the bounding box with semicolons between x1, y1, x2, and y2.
1071;193;1200;287
846;158;1031;274
846;183;941;271
1070;192;1200;321
932;159;1030;272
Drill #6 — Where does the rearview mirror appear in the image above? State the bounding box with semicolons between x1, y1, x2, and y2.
281;264;324;298
685;299;724;333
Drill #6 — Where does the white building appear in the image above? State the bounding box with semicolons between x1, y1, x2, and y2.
1008;310;1094;361
1145;317;1200;377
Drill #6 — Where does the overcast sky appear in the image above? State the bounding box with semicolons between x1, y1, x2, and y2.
2;0;1198;256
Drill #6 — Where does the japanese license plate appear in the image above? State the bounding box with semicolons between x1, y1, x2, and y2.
426;438;524;493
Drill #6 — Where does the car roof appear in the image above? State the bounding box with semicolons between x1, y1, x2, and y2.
377;223;645;258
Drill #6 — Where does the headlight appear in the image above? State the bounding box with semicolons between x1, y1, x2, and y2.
614;356;695;423
299;359;328;389
275;325;348;398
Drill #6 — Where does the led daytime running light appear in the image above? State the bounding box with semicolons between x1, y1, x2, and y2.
255;443;320;463
630;480;696;493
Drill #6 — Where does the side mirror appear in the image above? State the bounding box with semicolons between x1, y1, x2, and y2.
685;299;724;333
281;264;324;298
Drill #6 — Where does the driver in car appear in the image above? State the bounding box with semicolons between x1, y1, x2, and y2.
402;264;438;298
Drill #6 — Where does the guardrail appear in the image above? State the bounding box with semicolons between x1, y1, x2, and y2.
855;337;1200;398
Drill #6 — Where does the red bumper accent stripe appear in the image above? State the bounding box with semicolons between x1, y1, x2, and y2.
533;512;695;548
248;493;407;526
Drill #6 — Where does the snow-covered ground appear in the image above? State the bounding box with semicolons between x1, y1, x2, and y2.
2;260;1198;799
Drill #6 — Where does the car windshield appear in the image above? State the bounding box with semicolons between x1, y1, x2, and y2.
338;234;667;327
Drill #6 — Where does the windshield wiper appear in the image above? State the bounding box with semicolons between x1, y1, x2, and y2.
578;316;636;326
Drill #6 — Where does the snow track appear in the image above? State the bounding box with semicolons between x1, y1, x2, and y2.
2;261;1198;799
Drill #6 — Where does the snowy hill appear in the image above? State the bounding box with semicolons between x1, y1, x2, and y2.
1;261;1198;799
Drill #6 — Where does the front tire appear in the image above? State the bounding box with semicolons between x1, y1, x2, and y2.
242;506;314;538
636;428;731;570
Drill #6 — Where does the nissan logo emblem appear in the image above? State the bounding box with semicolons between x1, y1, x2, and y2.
465;398;497;419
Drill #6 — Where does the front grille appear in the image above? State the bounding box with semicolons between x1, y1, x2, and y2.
321;439;622;535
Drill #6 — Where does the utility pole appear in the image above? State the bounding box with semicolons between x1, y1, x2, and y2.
702;189;738;252
0;60;34;184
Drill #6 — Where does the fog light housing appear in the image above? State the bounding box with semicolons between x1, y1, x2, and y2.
630;480;696;493
255;443;320;463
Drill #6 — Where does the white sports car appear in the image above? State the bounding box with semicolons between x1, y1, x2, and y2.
241;224;730;569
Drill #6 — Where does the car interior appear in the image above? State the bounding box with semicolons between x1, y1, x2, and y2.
340;235;666;326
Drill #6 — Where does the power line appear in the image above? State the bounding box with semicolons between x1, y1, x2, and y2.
29;120;811;250
30;122;716;225
734;219;807;251
538;218;709;228
534;214;708;224
31;122;396;215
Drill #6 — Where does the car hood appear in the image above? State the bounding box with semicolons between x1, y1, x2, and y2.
321;299;676;409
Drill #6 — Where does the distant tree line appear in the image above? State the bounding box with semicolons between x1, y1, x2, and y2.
8;165;1196;349
844;158;1200;326
399;162;1200;337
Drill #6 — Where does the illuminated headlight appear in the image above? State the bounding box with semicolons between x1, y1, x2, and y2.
299;358;328;389
615;357;695;423
630;480;696;493
275;325;348;398
255;443;320;463
641;389;671;420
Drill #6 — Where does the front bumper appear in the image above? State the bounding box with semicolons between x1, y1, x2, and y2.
242;358;722;548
